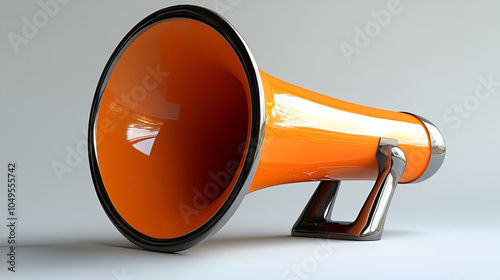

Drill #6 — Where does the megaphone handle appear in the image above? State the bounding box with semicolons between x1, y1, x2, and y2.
291;138;407;241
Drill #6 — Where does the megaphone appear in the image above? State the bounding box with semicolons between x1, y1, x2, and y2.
88;5;445;253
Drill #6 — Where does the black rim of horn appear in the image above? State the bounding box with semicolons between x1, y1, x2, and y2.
88;5;265;253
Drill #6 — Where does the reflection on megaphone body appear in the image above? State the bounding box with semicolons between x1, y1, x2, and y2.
88;5;445;253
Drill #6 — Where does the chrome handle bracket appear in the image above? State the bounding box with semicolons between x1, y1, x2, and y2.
291;137;407;241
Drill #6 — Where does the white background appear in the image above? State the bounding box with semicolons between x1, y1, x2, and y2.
1;0;499;279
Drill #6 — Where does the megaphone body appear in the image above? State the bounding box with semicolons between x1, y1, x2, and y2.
88;5;445;252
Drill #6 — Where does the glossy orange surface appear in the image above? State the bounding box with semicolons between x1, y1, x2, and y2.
94;17;432;240
248;72;431;192
95;19;251;239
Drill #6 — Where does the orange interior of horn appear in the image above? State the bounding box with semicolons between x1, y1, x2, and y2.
95;19;252;239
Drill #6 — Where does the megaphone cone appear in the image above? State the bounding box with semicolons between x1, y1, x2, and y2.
88;5;445;252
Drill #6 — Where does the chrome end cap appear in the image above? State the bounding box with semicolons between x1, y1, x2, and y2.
406;113;446;183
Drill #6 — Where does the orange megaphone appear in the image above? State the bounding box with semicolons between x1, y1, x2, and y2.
88;5;445;252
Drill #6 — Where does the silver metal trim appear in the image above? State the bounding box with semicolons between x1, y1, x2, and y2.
291;137;407;241
88;5;266;253
404;113;446;183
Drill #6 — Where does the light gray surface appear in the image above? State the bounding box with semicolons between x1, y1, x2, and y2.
1;0;499;279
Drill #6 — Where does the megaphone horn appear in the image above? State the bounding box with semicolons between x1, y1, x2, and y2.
88;5;445;252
